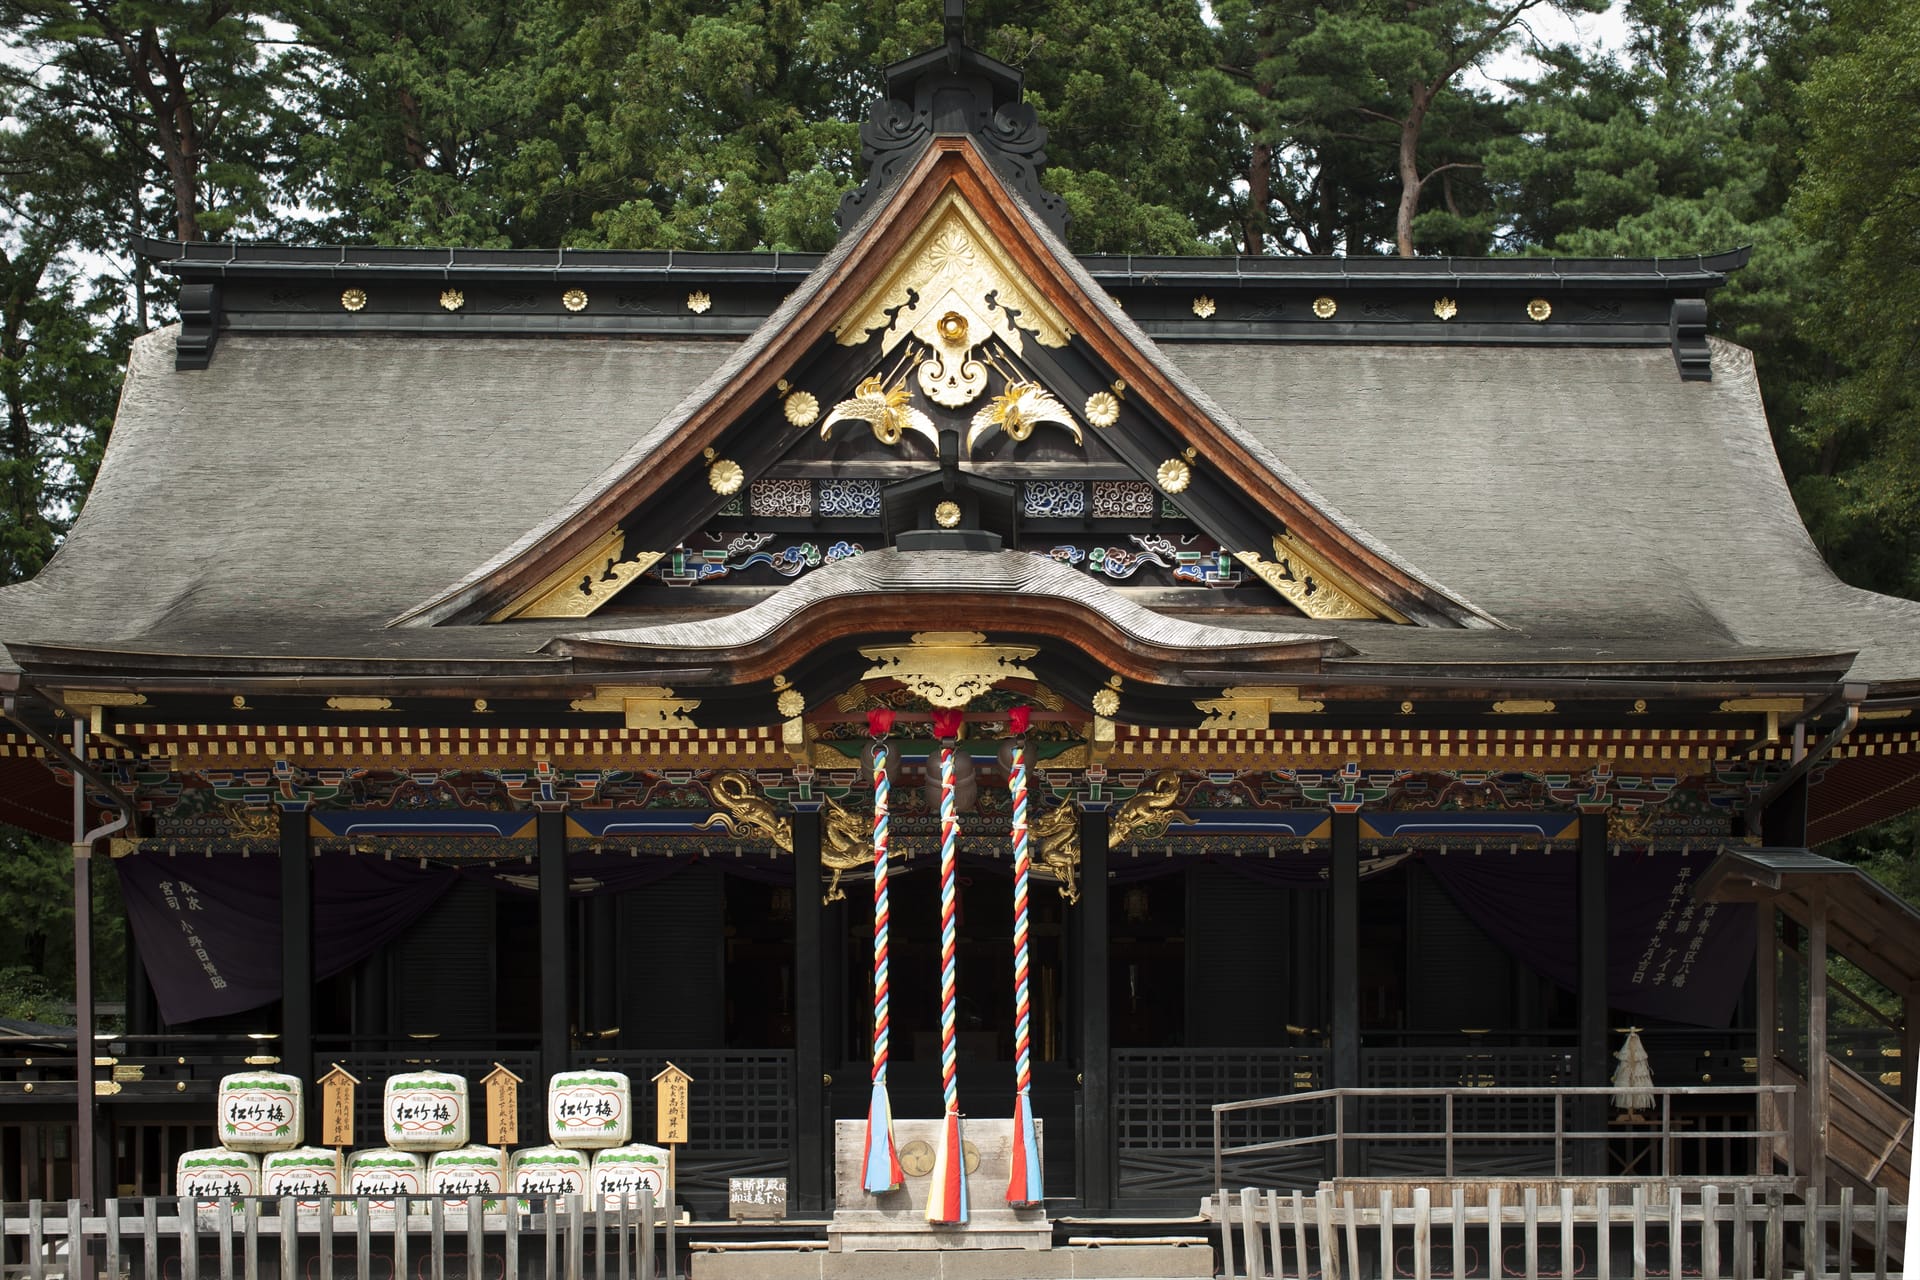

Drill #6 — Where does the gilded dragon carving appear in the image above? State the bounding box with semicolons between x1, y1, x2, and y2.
1032;802;1082;904
1110;772;1192;847
697;770;793;852
819;794;870;905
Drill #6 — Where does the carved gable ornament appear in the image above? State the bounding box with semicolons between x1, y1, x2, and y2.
859;631;1039;707
833;190;1072;413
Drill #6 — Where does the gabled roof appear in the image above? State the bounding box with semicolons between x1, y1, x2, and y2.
394;135;1493;631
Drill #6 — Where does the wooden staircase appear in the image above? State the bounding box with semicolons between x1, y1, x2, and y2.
1823;1053;1911;1205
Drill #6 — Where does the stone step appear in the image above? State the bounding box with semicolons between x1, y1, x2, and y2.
690;1241;1216;1280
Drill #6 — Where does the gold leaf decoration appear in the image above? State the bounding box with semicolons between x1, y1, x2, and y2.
1232;534;1404;622
820;374;937;450
562;289;589;312
776;688;806;718
968;381;1081;450
1433;297;1458;321
934;500;962;528
1084;391;1120;428
1156;458;1192;494
1091;688;1121;717
707;458;745;495
783;390;820;427
1312;296;1337;319
832;193;1072;357
687;290;712;314
439;289;465;312
1192;295;1217;319
340;288;367;312
858;631;1040;708
1527;297;1552;322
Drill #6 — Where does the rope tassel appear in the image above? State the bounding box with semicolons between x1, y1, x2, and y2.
862;718;903;1193
926;713;969;1225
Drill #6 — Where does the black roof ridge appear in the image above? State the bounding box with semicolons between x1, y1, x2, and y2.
137;235;1750;289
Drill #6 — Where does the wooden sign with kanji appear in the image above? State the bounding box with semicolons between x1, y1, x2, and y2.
482;1062;523;1146
318;1064;359;1149
653;1062;692;1146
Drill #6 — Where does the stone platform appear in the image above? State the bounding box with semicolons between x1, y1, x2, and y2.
687;1118;1216;1278
826;1117;1051;1252
689;1240;1215;1280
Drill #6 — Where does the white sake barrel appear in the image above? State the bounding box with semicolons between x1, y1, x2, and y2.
429;1146;508;1207
547;1070;632;1148
215;1071;304;1151
260;1147;339;1209
591;1144;668;1208
345;1148;427;1213
512;1146;591;1199
383;1071;469;1151
176;1148;258;1199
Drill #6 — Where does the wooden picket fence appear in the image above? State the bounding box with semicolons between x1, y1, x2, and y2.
1217;1183;1907;1280
0;1193;674;1280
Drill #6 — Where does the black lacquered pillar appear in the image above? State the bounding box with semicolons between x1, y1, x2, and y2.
280;810;314;1089
1079;803;1112;1213
538;812;569;1081
793;809;826;1211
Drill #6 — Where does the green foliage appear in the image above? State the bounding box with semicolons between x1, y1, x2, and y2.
0;830;124;1018
1214;0;1605;257
0;967;65;1024
283;0;1222;253
1787;0;1920;597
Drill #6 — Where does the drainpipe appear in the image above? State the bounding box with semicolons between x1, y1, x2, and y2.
2;696;135;1211
1752;683;1866;824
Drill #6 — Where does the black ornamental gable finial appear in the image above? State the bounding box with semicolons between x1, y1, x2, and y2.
836;1;1067;236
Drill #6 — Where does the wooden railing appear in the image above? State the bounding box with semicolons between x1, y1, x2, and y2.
1213;1182;1906;1280
0;1194;674;1280
1213;1086;1800;1187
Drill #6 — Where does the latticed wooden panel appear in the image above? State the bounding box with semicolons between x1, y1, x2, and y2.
593;1050;793;1212
1357;1047;1573;1178
1114;1049;1328;1204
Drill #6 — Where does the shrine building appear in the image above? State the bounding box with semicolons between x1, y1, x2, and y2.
2;12;1919;1234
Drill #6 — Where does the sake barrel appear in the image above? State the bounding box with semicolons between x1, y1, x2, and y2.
176;1148;258;1199
383;1071;469;1151
429;1146;508;1208
511;1146;591;1200
260;1147;339;1209
345;1149;427;1213
546;1070;632;1148
590;1144;669;1208
215;1071;303;1151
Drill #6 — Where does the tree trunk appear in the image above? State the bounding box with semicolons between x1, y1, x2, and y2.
1245;140;1271;256
128;28;202;241
1395;82;1435;258
1315;161;1335;256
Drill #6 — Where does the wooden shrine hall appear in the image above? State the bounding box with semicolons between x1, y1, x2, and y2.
4;10;1920;1251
